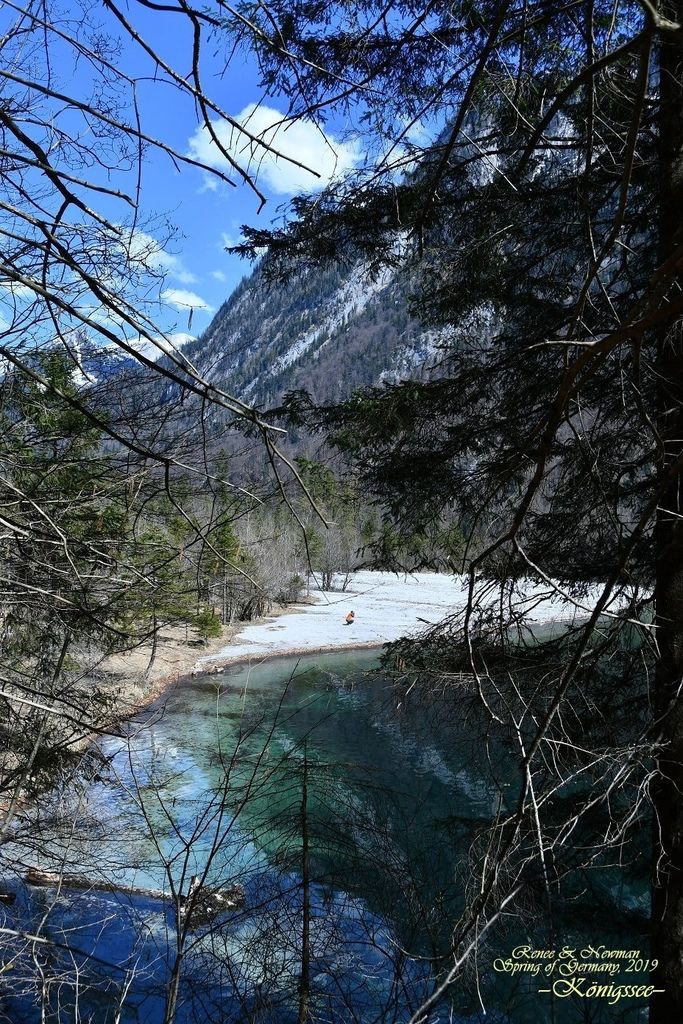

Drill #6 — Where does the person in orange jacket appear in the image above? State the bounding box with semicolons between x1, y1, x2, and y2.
345;610;355;625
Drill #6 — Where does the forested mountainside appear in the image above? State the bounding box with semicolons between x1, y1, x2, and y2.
184;258;444;406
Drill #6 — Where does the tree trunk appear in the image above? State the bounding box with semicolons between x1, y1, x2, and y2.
298;745;311;1024
651;5;683;1018
163;949;184;1024
145;610;158;680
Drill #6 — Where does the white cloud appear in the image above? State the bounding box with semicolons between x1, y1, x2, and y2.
172;267;199;286
211;269;227;282
220;231;240;250
126;331;195;361
0;281;35;301
198;174;219;194
187;104;362;195
161;288;214;313
123;230;198;286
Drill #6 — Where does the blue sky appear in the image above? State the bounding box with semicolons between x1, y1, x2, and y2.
0;3;429;360
110;5;362;344
0;2;364;357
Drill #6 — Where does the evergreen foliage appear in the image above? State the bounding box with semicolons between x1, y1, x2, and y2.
227;1;683;1018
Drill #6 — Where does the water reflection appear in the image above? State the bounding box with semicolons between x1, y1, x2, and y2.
1;648;646;1024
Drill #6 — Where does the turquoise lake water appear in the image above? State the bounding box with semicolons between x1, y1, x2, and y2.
2;648;648;1024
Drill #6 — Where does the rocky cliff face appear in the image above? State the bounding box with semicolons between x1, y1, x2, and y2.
183;258;444;407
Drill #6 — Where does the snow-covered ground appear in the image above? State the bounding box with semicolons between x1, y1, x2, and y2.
195;571;621;669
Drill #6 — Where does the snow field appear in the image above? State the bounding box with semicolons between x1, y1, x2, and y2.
195;571;622;669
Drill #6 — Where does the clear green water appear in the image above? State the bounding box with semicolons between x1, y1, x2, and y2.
2;649;647;1024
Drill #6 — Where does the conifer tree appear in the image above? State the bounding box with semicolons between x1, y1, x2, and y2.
229;2;683;1018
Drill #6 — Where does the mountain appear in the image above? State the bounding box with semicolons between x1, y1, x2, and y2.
184;258;444;407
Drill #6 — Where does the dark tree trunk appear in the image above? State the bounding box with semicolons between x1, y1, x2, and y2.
652;5;683;1018
145;610;159;680
298;745;311;1024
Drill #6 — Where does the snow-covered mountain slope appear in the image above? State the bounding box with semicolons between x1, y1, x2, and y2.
183;258;444;406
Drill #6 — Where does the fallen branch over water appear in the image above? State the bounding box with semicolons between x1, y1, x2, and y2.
24;867;245;927
26;866;169;899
